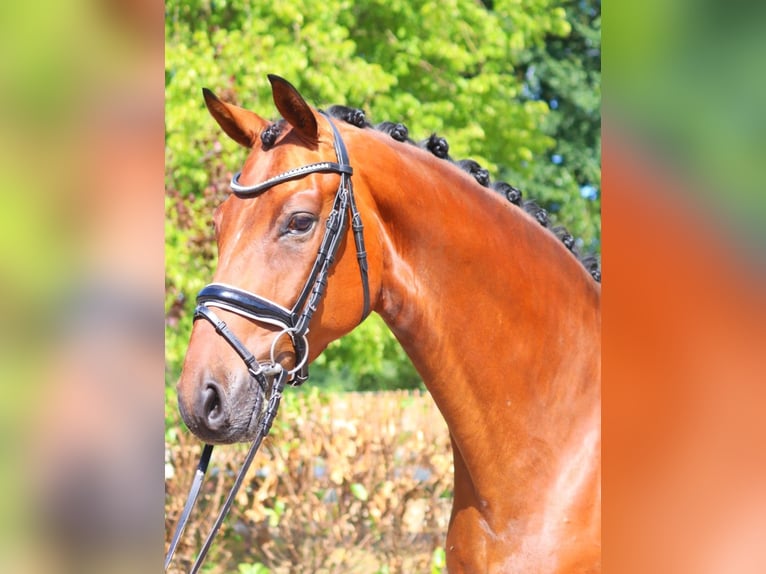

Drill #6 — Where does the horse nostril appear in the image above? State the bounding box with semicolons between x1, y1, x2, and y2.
201;382;226;430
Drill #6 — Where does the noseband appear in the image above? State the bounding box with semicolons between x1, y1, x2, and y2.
193;112;370;389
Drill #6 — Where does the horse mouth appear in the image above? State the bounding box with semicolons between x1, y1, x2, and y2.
217;373;270;444
242;381;269;439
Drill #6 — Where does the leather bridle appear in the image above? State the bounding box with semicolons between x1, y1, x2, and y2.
166;113;370;573
193;112;370;389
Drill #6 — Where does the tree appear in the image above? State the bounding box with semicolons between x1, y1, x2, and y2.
516;0;601;252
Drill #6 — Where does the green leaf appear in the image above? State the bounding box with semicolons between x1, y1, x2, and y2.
349;482;369;501
431;546;447;573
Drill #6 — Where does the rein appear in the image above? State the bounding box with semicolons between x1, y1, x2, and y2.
165;113;370;571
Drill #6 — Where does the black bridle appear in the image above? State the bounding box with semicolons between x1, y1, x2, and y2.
193;111;370;389
165;113;370;572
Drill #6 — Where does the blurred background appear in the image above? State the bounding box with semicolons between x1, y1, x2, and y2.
0;0;162;572
604;2;766;572
0;0;763;572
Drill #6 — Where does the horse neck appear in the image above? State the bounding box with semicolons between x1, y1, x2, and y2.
358;134;601;521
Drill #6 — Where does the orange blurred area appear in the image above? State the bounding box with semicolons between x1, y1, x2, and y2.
603;124;766;573
603;2;766;571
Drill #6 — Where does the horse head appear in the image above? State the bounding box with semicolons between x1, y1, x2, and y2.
177;76;382;444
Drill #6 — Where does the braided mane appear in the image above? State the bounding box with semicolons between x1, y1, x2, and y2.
262;104;601;283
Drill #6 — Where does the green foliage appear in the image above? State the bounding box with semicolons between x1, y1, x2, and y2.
516;0;601;252
165;0;601;391
349;482;369;501
312;315;422;392
263;499;286;528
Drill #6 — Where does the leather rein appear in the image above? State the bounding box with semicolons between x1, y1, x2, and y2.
165;113;370;572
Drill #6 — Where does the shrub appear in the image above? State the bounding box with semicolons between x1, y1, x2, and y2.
165;389;453;573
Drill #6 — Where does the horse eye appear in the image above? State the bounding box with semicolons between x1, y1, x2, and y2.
284;213;317;235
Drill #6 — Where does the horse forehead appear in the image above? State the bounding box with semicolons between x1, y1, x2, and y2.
238;146;285;185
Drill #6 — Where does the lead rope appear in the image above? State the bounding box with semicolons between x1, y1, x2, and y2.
164;367;288;572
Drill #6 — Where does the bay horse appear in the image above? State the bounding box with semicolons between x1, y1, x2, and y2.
176;75;601;573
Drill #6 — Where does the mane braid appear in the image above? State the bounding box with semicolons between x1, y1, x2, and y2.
322;104;601;282
552;225;576;251
579;255;601;283
326;105;370;128
456;159;491;188
492;181;523;205
420;134;451;160
376;121;413;143
523;200;550;227
260;120;285;149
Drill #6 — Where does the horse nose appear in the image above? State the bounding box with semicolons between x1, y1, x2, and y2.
179;380;229;441
200;381;227;431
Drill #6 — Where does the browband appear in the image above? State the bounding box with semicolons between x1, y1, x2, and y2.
230;162;353;196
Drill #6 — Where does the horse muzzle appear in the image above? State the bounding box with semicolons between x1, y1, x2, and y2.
178;361;287;444
177;284;308;444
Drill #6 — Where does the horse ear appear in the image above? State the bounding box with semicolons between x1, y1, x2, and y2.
202;88;268;148
268;74;318;144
